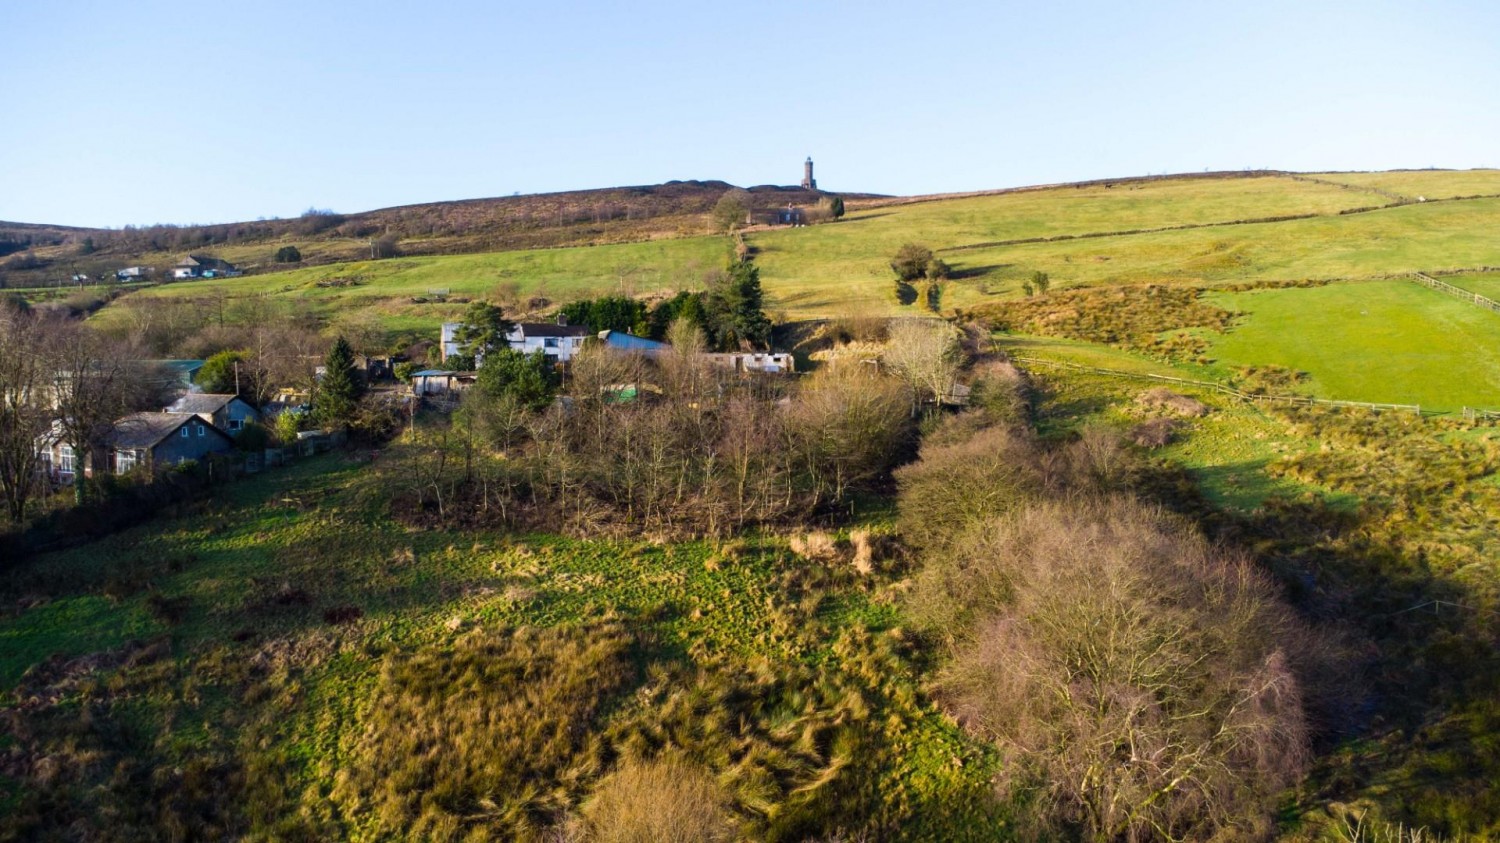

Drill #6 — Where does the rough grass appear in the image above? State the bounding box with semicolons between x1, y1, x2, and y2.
0;452;1002;841
997;337;1344;511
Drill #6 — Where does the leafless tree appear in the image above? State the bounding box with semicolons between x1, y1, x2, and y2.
882;319;963;414
928;497;1313;842
787;366;911;506
0;311;57;523
50;325;155;502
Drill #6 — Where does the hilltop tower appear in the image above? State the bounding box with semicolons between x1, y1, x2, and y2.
801;156;817;190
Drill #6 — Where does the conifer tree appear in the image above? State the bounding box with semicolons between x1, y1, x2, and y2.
315;336;362;429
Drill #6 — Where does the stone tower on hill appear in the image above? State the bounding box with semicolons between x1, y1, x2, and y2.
801;157;817;190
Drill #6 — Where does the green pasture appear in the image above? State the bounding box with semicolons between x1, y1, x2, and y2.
937;198;1500;295
752;187;1500;318
843;173;1373;245
1443;270;1500;300
1310;169;1500;200
752;173;1382;314
89;236;733;334
1201;280;1500;412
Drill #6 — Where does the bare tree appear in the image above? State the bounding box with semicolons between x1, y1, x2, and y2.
927;497;1312;842
788;366;911;505
659;317;711;400
50;325;153;502
881;319;963;414
0;311;57;523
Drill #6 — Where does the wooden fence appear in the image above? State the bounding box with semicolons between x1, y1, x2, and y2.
1011;357;1424;415
1411;272;1500;313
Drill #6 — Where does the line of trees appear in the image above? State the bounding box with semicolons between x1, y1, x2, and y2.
392;329;914;536
550;259;771;352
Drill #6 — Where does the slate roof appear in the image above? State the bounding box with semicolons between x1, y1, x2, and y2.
515;323;591;338
109;413;197;449
165;393;238;415
109;413;233;450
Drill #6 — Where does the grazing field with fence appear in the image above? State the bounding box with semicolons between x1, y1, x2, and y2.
1200;280;1500;412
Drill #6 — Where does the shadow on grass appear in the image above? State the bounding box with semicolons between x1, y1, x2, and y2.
948;263;1010;281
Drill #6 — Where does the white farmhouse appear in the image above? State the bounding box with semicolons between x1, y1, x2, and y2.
441;317;592;366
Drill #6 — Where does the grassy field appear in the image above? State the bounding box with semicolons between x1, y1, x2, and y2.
88;236;734;335
1199;280;1500;411
1444;269;1500;300
751;173;1393;314
0;454;1004;840
87;173;1500;331
933;198;1500;297
1310;169;1500;200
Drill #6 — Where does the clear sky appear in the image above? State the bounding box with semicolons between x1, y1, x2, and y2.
3;0;1497;227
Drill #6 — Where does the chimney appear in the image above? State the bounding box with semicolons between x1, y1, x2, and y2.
556;313;568;326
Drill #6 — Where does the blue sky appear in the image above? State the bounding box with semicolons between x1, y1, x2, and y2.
3;0;1497;227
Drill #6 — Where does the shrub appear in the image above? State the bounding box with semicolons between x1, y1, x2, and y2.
273;410;302;446
476;347;560;410
894;422;1049;554
1128;416;1179;448
234;421;272;452
1136;386;1209;417
925;498;1314;842
889;243;937;283
274;245;302;263
195;350;250;396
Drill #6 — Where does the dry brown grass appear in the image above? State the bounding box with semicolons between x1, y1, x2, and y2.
1136;386;1210;417
329;624;636;841
578;754;736;843
789;531;838;562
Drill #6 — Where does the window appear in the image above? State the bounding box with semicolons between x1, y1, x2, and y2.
228;418;244;432
116;449;139;474
181;427;189;438
197;424;205;437
58;445;74;474
544;337;559;348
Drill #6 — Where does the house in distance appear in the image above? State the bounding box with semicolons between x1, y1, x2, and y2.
171;255;241;279
441;316;592;366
